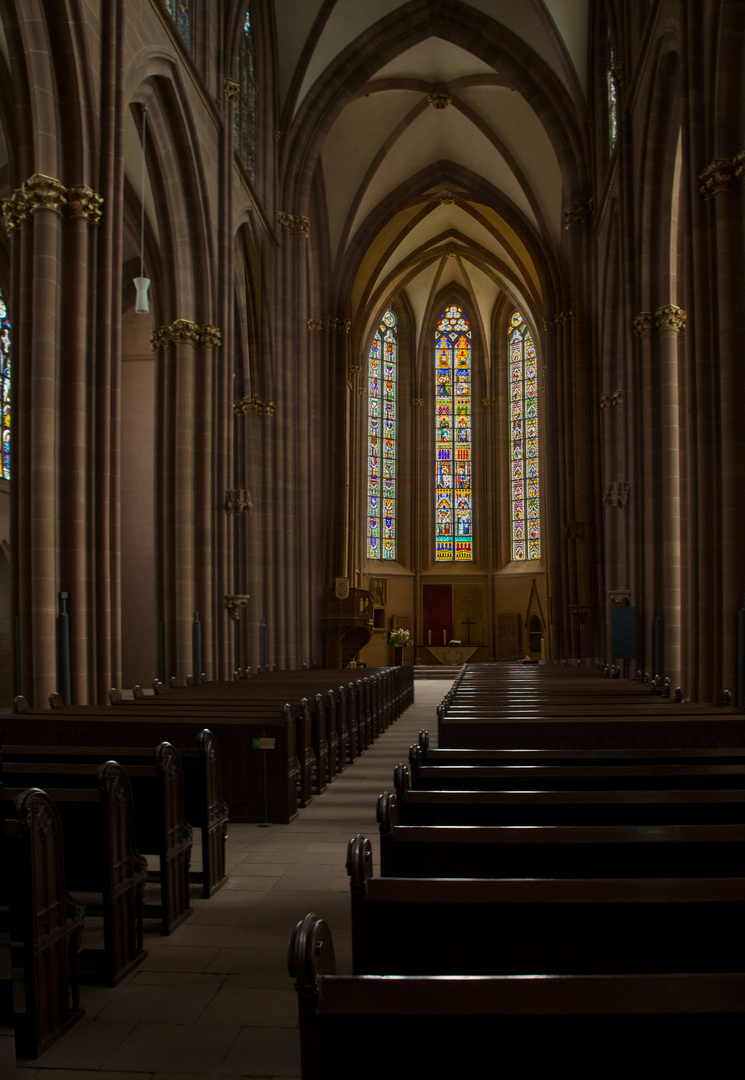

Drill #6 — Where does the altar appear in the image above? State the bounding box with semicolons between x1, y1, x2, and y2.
418;644;482;665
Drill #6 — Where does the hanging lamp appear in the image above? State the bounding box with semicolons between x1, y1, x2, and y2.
134;104;151;313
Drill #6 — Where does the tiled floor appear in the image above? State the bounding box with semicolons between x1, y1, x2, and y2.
15;677;451;1080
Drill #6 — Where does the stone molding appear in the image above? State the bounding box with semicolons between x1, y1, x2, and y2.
307;316;351;332
481;397;497;406
277;210;310;236
428;85;452;109
151;320;222;351
562;196;593;229
569;605;589;622
563;521;585;539
224;78;240;104
224;595;250;621
604;480;629;508
3;174;103;230
543;310;573;330
632;312;654;337
346;362;362;378
224;489;253;514
654;304;686;333
233;394;275;417
599;390;623;408
608;590;631;607
410;397;423;407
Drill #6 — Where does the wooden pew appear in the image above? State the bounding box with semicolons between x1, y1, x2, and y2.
5;730;228;900
377;819;745;878
288;914;745;1080
2;788;85;1058
382;778;745;828
346;834;745;975
4;744;191;935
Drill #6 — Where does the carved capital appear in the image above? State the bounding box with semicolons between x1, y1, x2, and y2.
562;196;594;229
428;85;452;109
410;397;423;407
482;397;497;406
3;173;68;230
307;318;324;331
563;521;585;540
604;480;629;508
599;390;623;409
233;394;276;417
225;594;250;621
308;315;351;332
654;304;686;333
224;78;240;105
347;362;362;378
225;488;253;514
569;605;589;623
66;185;104;224
543;310;574;330
277;209;310;236
699;157;736;197
608;590;632;607
151;320;221;350
632;312;654;337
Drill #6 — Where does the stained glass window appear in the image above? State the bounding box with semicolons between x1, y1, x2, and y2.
234;8;256;182
166;0;191;51
510;310;540;560
0;290;10;480
435;306;472;561
607;42;618;152
367;310;397;560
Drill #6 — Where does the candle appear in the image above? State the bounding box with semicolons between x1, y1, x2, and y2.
428;630;431;645
443;629;446;644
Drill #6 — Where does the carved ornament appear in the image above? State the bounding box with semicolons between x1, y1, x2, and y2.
233;394;275;416
277;210;310;236
482;397;497;406
563;521;585;540
307;316;351;332
655;304;685;333
2;174;102;231
608;590;631;607
562;196;594;229
604;480;629;508
440;191;455;206
273;129;281;142
699;156;737;197
410;398;423;407
543;310;574;330
428;86;452;109
599;390;623;408
66;185;104;224
224;79;240;104
224;488;253;514
347;362;362;378
224;594;250;621
151;320;222;350
569;605;589;623
632;312;654;337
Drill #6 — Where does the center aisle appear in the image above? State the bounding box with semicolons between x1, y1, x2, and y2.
20;676;452;1080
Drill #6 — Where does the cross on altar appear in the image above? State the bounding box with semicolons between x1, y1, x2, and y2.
461;614;475;644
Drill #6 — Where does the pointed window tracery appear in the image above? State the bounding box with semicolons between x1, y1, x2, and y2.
0;290;10;480
367;309;397;560
166;1;191;51
607;41;618;152
510;310;540;560
436;305;472;561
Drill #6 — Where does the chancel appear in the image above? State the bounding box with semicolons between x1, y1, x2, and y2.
0;1;744;1076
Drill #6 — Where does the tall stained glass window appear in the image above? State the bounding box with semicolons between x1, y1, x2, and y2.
435;306;472;561
367;309;397;559
166;1;191;51
607;42;618;152
510;310;540;560
234;8;256;182
0;289;10;480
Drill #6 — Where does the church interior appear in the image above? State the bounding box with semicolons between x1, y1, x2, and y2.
0;0;744;1075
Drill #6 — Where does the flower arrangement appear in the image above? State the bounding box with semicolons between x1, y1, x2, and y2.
388;627;412;647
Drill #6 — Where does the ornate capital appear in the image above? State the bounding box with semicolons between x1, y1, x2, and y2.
273;129;281;142
563;520;585;540
569;605;589;623
428;85;452;109
151;320;222;351
225;488;253;514
3;173;68;230
347;362;362;378
699;156;736;197
307;318;324;331
604;480;629;508
543;310;574;330
481;397;497;407
608;590;631;607
233;394;275;417
562;195;594;229
224;78;240;105
410;397;423;407
599;390;623;409
277;209;310;236
66;184;104;224
225;594;250;621
307;315;351;332
632;311;654;337
654;304;686;333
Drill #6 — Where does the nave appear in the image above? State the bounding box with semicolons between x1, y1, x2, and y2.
11;679;450;1080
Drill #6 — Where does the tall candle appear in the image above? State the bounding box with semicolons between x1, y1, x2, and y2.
428;630;431;645
443;629;446;644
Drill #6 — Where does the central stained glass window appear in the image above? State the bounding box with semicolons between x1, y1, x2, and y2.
367;309;397;559
435;305;472;561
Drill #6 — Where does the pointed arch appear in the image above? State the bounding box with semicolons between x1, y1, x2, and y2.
435;303;472;562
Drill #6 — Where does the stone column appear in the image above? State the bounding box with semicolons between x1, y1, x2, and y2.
654;304;685;689
632;311;655;675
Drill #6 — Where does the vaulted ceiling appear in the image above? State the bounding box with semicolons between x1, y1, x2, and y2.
277;0;590;351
